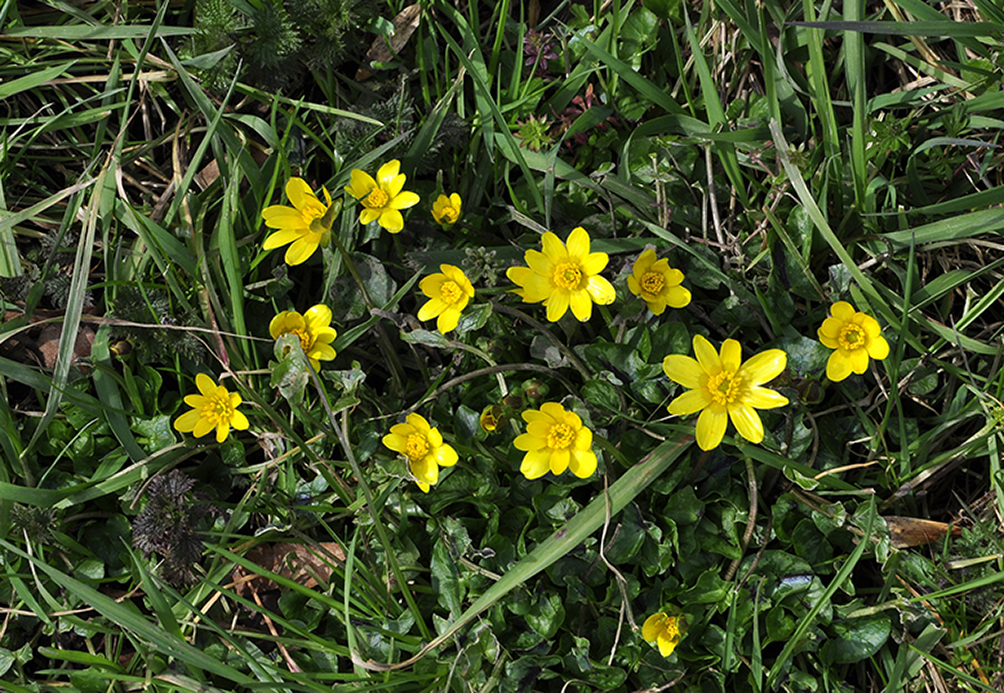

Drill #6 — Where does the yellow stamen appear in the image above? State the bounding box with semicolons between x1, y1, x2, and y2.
640;271;665;295
440;280;463;305
547;423;575;449
203;394;235;426
291;327;313;352
838;324;865;350
439;207;458;224
365;188;390;209
707;371;742;406
405;433;429;462
553;263;582;290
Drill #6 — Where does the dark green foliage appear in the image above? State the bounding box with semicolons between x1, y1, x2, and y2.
109;286;204;363
335;94;470;172
191;0;377;93
11;504;57;544
132;470;216;587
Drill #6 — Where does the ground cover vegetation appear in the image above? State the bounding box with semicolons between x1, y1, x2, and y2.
1;0;1003;690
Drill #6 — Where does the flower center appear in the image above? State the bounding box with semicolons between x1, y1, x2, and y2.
291;327;313;352
553;262;582;290
364;187;390;209
707;370;742;406
404;433;429;462
439;207;459;224
203;394;235;426
838;323;866;350
440;280;463;305
547;423;576;450
640;271;664;295
660;614;680;639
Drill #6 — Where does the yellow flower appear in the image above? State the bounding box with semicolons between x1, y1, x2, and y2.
432;193;462;228
269;304;338;370
382;413;459;492
513;402;597;479
173;373;249;443
506;227;616;322
642;612;685;657
479;405;506;433
663;335;788;451
818;301;890;382
627;249;691;315
417;264;475;334
261;178;338;265
344;159;420;233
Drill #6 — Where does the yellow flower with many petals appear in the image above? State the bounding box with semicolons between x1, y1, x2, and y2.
344;159;420;233
417;264;475;334
269;304;338;371
663;335;788;451
514;402;597;479
432;193;462;228
506;227;616;322
642;612;686;657
627;249;691;315
261;178;339;265
818;301;890;382
382;413;459;492
173;373;249;443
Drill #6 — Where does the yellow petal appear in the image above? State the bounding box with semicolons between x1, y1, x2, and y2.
868;335;890;360
568;448;597;478
666;286;691;309
831;301;855;321
436;308;461;333
642;613;664;642
826;350;852;382
284;237;319;266
436;444;459;467
230;410;250;431
580;251;609;276
359;208;382;225
192;416;215;439
729;404;764;444
720;339;742;371
568;290;593;322
692;334;721;374
345;169;376;199
389;191;420;210
262;228;302;250
406;413;431;432
540;232;567;262
663;354;703;389
376;160;401;187
418;297;447;321
383;432;408;453
847;347;870;374
585;275;616;305
744;386;789;409
304;304;333;333
565;227;590;258
520;449;552;479
696;406;728;451
525;248;553;276
546;291;571;322
633;249;656;276
741;349;787;385
195;373;217;397
549;448;570;475
379;209;404;233
668;389;711;416
173;409;202;433
215;422;231;443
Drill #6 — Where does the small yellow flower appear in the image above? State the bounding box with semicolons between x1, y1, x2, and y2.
506;227;616;322
432;193;462;228
513;402;597;479
344;159;420;233
479;405;506;433
382;413;459;492
663;335;788;451
173;373;249;443
417;264;475;334
818;301;890;382
261;178;338;265
627;249;691;315
269;304;338;370
642;612;685;658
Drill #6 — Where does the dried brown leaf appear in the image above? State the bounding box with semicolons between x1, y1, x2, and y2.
232;542;346;595
355;4;421;81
